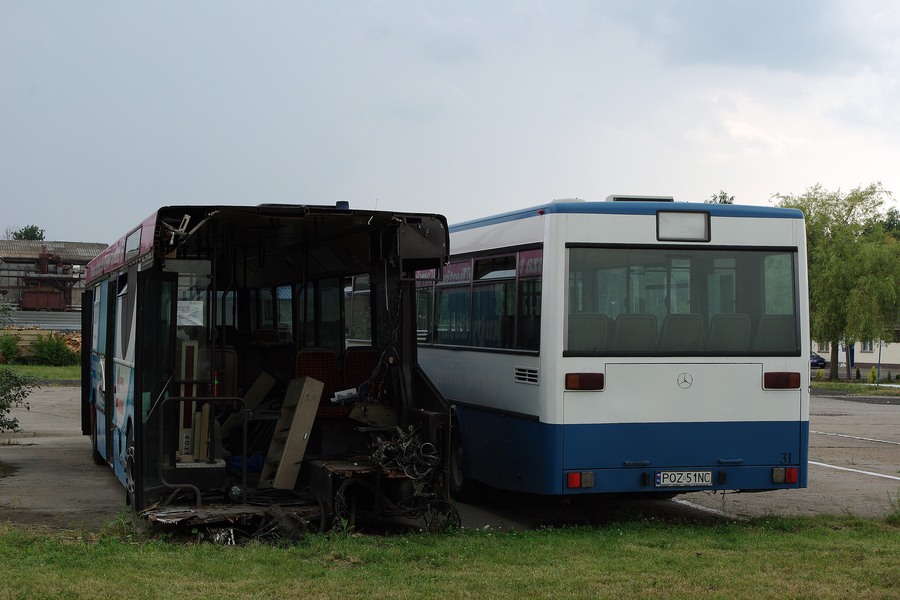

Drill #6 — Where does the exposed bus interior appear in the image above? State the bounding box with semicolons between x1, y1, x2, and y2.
83;205;453;534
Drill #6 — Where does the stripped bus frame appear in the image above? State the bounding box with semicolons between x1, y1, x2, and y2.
80;204;452;533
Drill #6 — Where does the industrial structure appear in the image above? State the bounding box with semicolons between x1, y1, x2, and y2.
0;240;107;311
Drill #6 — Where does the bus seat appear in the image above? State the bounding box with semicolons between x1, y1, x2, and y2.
706;314;751;353
754;315;797;353
296;348;342;405
613;314;657;352
343;346;384;395
657;314;704;353
568;313;609;352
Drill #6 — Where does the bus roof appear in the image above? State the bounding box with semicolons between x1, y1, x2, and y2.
450;200;804;233
86;204;449;284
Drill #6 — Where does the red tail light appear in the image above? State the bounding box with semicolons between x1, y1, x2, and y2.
785;467;798;483
764;372;801;389
565;373;604;390
566;471;595;489
772;467;799;484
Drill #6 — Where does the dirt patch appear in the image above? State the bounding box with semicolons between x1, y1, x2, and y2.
0;461;18;477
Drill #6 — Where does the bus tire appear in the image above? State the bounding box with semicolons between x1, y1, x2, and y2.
125;424;136;507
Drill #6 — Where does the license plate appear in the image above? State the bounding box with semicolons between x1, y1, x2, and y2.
655;470;713;487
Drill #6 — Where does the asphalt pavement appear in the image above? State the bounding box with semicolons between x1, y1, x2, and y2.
2;386;898;532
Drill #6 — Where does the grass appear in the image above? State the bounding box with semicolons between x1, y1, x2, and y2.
0;364;79;383
0;516;898;598
810;380;900;397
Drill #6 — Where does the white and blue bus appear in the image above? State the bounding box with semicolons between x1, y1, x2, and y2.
418;197;809;499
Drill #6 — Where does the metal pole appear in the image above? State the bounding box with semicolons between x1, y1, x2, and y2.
877;339;883;386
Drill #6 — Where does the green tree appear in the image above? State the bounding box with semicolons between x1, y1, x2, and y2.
706;190;734;204
0;296;11;326
10;225;45;241
880;207;900;237
0;368;33;432
775;183;899;380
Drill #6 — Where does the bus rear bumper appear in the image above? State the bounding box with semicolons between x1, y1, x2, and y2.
561;464;807;495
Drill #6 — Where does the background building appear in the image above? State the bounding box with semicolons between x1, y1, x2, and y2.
0;240;107;312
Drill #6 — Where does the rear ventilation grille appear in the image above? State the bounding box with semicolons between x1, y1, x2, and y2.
514;367;539;385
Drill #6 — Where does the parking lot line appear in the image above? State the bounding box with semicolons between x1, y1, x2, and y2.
809;461;900;481
810;431;900;446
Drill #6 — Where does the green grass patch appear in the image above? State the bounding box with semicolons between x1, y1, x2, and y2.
810;380;900;397
0;364;79;383
0;516;898;598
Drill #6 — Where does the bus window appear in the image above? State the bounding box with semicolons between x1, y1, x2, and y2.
472;281;515;348
516;277;541;350
435;286;471;345
256;288;274;331
215;290;236;327
317;279;342;352
345;275;372;346
764;254;795;314
566;246;799;356
276;285;293;341
415;270;435;343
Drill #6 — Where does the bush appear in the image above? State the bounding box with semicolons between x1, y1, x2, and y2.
855;367;861;381
0;367;34;432
31;332;79;366
0;332;21;364
867;366;878;383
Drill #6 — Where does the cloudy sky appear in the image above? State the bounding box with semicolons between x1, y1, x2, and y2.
2;1;899;244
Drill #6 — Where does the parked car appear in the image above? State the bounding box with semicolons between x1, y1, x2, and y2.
810;352;827;369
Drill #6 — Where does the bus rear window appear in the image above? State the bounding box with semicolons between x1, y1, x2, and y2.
566;246;799;356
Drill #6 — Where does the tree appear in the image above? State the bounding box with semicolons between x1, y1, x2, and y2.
706;190;734;204
9;225;45;241
775;183;900;380
880;207;900;237
0;368;33;432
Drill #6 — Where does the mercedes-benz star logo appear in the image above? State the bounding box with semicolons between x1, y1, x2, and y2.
677;372;693;389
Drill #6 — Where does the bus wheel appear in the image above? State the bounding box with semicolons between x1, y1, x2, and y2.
449;429;478;502
125;426;136;507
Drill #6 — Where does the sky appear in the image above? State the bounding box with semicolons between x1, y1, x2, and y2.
2;1;899;244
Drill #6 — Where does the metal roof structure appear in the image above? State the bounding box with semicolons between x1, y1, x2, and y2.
0;240;108;264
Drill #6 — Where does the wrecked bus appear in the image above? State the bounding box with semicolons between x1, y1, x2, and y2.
80;204;452;533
